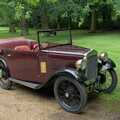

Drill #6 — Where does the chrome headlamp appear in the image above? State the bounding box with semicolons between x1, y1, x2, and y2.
75;57;87;70
99;52;108;61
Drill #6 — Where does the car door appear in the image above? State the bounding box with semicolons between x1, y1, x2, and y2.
5;50;41;83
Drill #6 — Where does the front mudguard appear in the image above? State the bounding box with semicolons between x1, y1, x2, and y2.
99;58;116;71
95;59;116;93
47;69;86;87
62;69;80;80
52;69;83;81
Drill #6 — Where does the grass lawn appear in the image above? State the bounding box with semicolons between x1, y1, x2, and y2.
0;27;120;111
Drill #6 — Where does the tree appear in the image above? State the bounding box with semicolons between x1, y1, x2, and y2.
49;0;84;29
26;0;120;31
27;0;57;29
0;0;16;32
15;1;32;35
113;0;120;18
29;0;84;29
113;0;120;11
83;0;114;32
100;0;113;30
85;0;101;32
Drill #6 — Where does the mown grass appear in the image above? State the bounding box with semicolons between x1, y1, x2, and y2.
0;27;120;110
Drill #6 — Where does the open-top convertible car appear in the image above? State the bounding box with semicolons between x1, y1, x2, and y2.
0;29;118;113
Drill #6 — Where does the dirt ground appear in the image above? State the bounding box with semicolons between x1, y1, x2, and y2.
0;85;119;120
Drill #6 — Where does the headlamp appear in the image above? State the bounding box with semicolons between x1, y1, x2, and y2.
75;57;87;70
99;52;108;61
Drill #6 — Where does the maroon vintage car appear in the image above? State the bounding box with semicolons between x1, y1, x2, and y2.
0;30;117;113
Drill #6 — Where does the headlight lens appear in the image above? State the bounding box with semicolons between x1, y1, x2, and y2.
75;57;87;70
99;52;108;61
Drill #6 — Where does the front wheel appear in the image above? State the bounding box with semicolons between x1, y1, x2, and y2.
99;69;118;93
54;76;87;113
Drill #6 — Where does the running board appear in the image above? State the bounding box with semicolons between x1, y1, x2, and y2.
9;78;43;89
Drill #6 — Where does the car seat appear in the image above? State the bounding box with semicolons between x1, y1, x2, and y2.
14;45;31;52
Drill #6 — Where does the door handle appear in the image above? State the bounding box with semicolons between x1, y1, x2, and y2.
7;54;11;57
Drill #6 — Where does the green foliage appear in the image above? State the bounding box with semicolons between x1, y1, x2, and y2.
0;0;120;30
15;2;31;20
113;0;120;15
0;0;16;25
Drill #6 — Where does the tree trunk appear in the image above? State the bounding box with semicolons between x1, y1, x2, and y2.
90;10;96;32
57;16;61;29
9;24;16;33
20;19;29;36
102;4;113;30
41;14;49;29
57;23;60;29
41;0;49;29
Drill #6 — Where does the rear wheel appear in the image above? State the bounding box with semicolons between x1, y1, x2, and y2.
0;62;12;90
54;76;87;113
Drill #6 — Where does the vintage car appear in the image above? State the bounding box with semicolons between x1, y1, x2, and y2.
0;29;118;113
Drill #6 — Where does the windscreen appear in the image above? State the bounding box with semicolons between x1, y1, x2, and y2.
38;30;71;45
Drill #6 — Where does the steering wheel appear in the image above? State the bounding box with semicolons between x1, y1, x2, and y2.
33;43;49;51
33;44;39;51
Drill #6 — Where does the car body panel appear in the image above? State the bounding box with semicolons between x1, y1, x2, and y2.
0;39;94;85
4;50;40;82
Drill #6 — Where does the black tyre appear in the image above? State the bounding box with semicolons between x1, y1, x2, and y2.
0;62;12;90
99;69;118;93
54;76;87;113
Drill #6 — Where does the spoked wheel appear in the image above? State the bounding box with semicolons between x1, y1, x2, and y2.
99;69;117;93
54;76;87;113
0;63;12;90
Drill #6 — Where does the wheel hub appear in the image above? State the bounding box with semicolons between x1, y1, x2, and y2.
65;92;70;98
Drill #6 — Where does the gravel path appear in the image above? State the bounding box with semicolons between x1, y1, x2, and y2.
0;85;119;120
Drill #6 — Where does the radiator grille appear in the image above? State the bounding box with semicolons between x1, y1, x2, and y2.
86;55;97;81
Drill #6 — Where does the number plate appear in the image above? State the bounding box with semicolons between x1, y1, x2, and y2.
40;62;47;73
